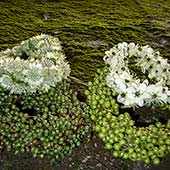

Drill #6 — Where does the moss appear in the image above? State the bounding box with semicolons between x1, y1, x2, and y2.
0;0;170;82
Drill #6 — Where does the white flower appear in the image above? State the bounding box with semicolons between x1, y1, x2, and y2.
128;42;138;57
41;84;51;92
114;76;127;92
142;45;154;56
51;45;62;51
0;58;6;65
157;56;168;67
136;55;154;73
23;63;43;87
104;42;170;107
117;81;150;107
117;87;143;107
117;42;128;50
46;51;55;59
10;83;26;94
0;34;70;94
115;72;133;90
146;84;168;104
148;63;166;81
130;82;150;105
106;72;128;92
0;75;13;90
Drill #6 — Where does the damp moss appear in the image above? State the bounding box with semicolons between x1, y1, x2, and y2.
0;0;170;82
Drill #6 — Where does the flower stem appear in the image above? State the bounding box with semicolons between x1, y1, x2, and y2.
69;76;88;87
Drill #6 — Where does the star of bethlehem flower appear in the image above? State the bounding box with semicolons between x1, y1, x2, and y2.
104;42;170;107
0;34;70;94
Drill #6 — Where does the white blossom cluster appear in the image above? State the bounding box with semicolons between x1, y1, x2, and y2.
104;42;170;107
0;34;70;94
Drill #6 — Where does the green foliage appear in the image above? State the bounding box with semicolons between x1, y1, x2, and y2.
0;80;91;161
85;68;170;165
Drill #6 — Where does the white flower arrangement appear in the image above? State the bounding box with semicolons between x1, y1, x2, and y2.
0;34;70;94
104;42;170;107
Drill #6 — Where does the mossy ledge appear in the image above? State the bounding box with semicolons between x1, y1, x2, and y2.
0;0;170;83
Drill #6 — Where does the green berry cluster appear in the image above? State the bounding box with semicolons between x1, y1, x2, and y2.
157;104;170;111
85;68;170;165
0;80;90;161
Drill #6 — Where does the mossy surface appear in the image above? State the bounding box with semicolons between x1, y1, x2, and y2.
0;0;170;82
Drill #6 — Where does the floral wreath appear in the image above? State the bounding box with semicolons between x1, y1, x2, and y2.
103;42;170;107
0;34;70;94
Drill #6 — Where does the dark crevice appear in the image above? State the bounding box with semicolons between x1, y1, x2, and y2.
122;106;170;127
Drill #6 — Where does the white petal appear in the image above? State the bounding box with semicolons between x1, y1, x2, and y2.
139;83;147;92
